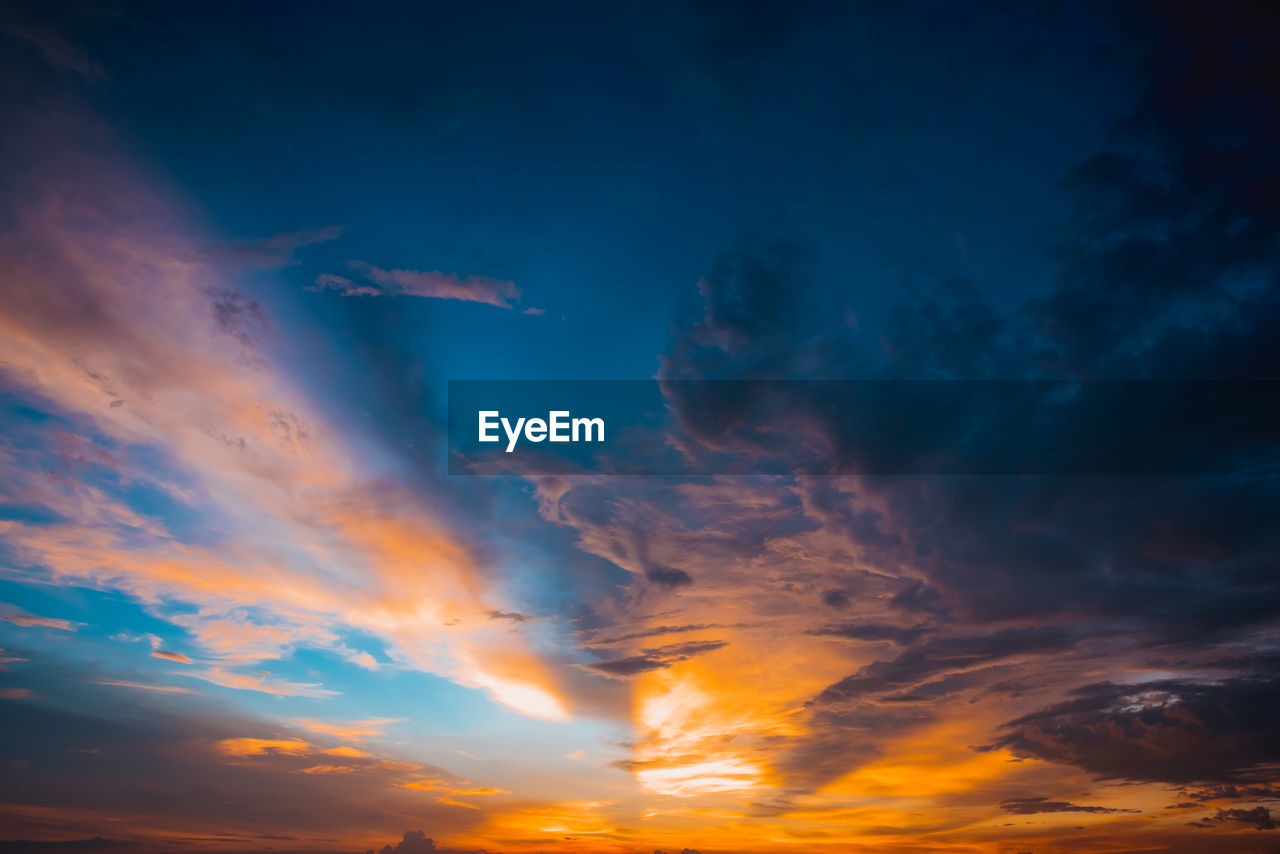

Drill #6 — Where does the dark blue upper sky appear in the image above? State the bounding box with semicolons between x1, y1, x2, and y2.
24;0;1137;385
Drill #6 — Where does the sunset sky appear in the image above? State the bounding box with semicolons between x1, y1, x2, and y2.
1;2;1279;853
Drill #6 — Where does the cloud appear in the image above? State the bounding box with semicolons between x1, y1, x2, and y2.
1184;784;1280;802
216;737;313;757
1189;807;1277;831
1;614;79;632
1000;797;1139;815
814;628;1076;704
536;6;1280;801
3;3;1280;850
293;717;404;740
0;663;478;849
486;609;529;623
605;13;1280;799
87;680;195;695
372;831;438;854
0;104;575;719
210;225;343;269
0;3;102;79
192;669;338;698
298;763;355;775
150;650;192;664
311;261;521;309
582;640;728;679
644;565;694;588
806;622;927;646
310;273;381;297
322;746;371;758
365;830;481;854
989;676;1280;784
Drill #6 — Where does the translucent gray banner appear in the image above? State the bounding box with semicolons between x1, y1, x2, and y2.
447;380;1279;475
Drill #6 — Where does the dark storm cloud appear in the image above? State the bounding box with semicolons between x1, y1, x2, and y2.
659;248;1278;477
988;676;1280;785
814;627;1075;704
1016;1;1280;380
654;0;1280;452
581;640;728;679
640;0;1280;799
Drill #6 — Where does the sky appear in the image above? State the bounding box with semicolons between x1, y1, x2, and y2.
0;1;1278;853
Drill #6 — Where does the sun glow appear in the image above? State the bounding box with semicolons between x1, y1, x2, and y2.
469;670;570;721
632;671;767;796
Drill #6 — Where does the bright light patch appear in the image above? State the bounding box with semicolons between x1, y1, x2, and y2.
635;757;764;797
470;671;569;721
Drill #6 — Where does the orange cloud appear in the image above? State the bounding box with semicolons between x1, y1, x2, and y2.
151;649;192;664
293;717;403;740
321;746;371;758
216;738;313;757
436;796;480;810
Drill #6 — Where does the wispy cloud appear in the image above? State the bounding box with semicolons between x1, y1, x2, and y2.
0;109;574;717
209;225;343;269
311;261;523;309
151;649;193;664
0;5;102;79
1;613;80;632
89;679;195;695
293;717;404;740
